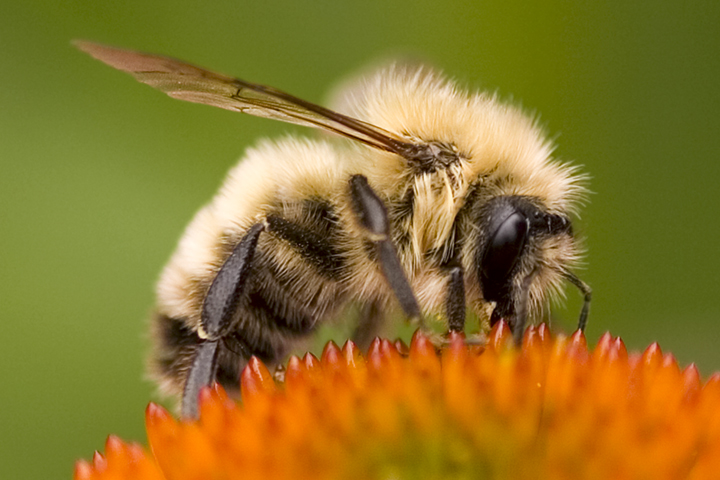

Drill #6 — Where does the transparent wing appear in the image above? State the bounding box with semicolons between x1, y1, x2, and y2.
74;41;414;155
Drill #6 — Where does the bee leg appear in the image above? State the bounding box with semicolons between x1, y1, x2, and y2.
181;339;219;418
182;222;265;419
513;274;535;345
349;175;422;324
445;265;466;332
201;222;265;339
352;300;385;350
563;271;592;332
442;265;489;348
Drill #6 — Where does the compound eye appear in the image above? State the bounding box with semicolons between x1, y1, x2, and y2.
480;212;529;300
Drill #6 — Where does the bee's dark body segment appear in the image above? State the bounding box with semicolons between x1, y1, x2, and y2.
265;203;345;279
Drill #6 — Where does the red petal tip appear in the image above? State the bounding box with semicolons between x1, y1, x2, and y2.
104;435;124;456
380;338;393;350
570;329;586;346
321;341;341;366
394;338;409;355
73;460;93;480
662;352;678;370
536;323;550;342
642;342;663;366
368;337;382;355
522;325;539;349
197;384;216;406
286;355;302;373
565;330;589;363
92;450;106;470
410;330;435;358
706;372;720;385
489;320;512;349
341;339;357;354
284;355;304;385
682;363;701;393
607;337;628;363
126;442;145;462
594;333;627;363
341;340;362;365
410;329;427;343
445;330;466;352
241;356;275;397
145;402;172;427
211;382;231;404
379;339;401;361
367;337;383;367
302;352;320;370
596;332;613;353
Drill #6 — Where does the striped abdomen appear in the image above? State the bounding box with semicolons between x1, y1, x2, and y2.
151;197;349;395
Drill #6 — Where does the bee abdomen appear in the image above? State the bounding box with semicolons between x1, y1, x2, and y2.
265;196;346;279
239;247;347;337
153;198;351;397
246;289;317;334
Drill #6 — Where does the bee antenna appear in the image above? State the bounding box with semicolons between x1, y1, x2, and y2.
562;271;592;332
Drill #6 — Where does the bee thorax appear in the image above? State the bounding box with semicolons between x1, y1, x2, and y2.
402;141;460;173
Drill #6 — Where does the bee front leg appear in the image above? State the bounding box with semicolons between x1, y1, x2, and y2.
445;265;466;332
443;265;489;347
348;175;422;325
182;222;265;419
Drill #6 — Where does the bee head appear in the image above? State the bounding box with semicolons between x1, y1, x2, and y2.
475;196;577;336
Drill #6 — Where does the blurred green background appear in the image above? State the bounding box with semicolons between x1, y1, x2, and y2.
2;1;719;478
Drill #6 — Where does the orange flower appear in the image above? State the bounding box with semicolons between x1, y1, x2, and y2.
74;323;720;480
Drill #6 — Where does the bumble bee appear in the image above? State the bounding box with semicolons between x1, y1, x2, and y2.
76;41;591;418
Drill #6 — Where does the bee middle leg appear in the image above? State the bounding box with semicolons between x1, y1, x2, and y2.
349;175;422;326
182;222;265;419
